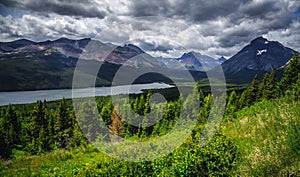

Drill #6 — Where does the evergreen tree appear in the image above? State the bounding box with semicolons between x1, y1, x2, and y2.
0;108;12;159
0;129;12;159
31;101;47;137
144;92;151;115
77;100;103;142
55;98;72;132
0;105;22;156
279;54;300;94
182;84;199;120
260;69;277;100
198;94;212;124
291;73;300;100
239;75;260;108
100;101;113;125
248;75;260;102
69;121;85;147
29;100;48;154
239;89;249;109
3;104;20;147
225;91;238;121
55;97;74;148
46;110;56;150
138;95;146;115
192;94;212;141
268;69;277;98
258;73;270;99
198;89;205;108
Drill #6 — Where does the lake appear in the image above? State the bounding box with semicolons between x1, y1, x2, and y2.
0;83;174;106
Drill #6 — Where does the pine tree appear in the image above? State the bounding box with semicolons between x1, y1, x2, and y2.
55;97;73;148
198;94;212;124
55;98;71;132
259;69;277;100
291;73;300;100
182;84;200;120
32;101;47;138
258;73;270;100
144;92;151;115
0;129;12;159
76;100;107;142
138;95;146;115
198;89;205;108
239;89;249;109
267;68;277;98
0;108;12;159
29;100;48;154
100;101;113;126
3;104;20;146
279;54;300;94
248;75;260;102
69;121;85;147
239;75;260;108
46;110;56;150
192;94;212;141
225;91;238;121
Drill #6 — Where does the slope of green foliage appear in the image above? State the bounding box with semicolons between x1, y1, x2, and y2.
1;54;300;176
1;97;299;176
222;99;300;176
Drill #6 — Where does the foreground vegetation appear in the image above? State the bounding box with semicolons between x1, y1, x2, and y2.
1;96;299;176
1;54;300;176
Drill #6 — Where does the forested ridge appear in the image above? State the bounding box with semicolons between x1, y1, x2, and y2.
1;54;300;176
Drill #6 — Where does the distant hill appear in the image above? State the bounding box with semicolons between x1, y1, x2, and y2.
0;39;36;52
0;38;206;91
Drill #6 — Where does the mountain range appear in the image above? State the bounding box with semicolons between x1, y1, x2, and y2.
0;36;298;91
157;52;224;71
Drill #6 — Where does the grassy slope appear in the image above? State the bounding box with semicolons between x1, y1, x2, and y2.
1;98;299;176
222;99;300;176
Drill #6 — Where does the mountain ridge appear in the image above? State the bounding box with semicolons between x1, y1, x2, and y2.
0;36;299;90
223;36;297;72
221;36;298;82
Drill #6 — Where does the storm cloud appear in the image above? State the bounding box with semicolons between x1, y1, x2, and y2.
0;0;109;18
0;0;299;58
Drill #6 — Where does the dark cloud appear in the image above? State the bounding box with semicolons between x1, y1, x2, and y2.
239;0;280;18
127;0;300;55
129;0;244;22
0;0;300;57
218;30;256;48
129;0;171;17
179;0;244;22
0;0;108;18
0;3;26;17
129;0;292;25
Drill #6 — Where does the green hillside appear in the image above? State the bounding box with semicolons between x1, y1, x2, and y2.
223;99;300;176
0;54;300;176
1;96;299;176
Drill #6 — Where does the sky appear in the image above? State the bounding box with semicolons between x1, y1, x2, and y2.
0;0;299;58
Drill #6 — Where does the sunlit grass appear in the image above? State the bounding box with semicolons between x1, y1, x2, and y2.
222;99;300;176
1;98;299;176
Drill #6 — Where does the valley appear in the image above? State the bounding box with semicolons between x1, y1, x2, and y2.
1;0;300;176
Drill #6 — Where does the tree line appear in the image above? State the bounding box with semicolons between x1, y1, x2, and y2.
0;53;299;160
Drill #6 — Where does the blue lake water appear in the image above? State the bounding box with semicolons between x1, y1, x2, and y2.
0;83;174;106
